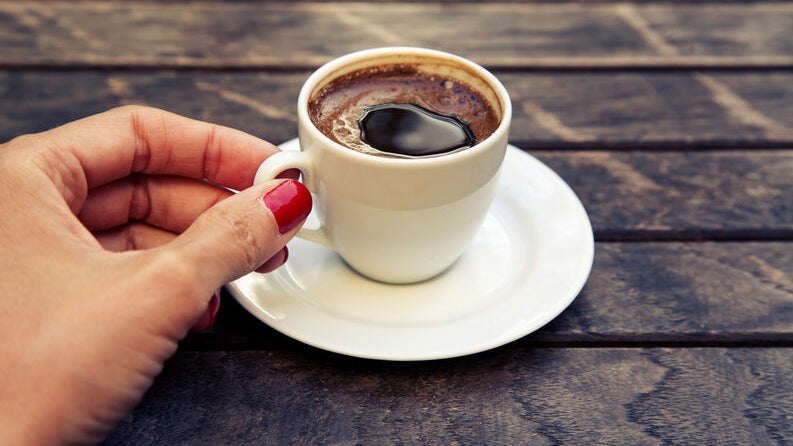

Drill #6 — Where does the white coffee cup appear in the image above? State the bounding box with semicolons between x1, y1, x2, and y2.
255;47;512;284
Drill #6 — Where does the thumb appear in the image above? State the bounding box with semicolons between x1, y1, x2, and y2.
170;179;312;290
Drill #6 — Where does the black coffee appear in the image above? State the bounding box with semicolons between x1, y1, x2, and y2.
359;103;476;157
308;63;499;158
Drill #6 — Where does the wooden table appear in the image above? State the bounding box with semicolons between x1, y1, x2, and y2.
2;1;792;444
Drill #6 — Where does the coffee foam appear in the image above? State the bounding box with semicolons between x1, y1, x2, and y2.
329;103;375;155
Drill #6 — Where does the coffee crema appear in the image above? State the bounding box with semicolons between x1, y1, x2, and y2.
308;63;500;158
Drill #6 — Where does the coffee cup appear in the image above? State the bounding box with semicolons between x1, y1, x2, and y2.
255;47;512;284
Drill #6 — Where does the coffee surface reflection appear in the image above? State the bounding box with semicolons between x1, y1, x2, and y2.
359;103;475;157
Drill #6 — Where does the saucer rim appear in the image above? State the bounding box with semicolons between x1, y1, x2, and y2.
227;140;594;361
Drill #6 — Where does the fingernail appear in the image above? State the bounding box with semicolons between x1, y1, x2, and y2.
208;290;221;324
263;179;312;234
190;290;221;333
256;246;289;273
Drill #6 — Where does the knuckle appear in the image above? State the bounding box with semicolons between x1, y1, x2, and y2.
148;249;204;297
129;174;154;222
115;103;156;117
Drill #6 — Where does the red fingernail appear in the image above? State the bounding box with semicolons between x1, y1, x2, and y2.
256;246;289;273
190;291;221;333
263;179;312;234
208;291;220;324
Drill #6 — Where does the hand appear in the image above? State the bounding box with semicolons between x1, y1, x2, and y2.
0;106;311;444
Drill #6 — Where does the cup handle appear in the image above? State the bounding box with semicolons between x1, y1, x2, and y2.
253;150;332;248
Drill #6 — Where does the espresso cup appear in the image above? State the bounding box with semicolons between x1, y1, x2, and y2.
255;47;512;283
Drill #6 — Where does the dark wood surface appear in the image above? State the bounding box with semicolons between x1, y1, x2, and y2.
2;1;791;444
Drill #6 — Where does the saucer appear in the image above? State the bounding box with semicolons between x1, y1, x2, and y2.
226;140;594;361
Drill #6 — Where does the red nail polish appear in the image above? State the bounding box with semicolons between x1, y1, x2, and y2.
263;179;312;234
281;246;289;264
190;291;221;333
208;291;220;324
256;246;289;273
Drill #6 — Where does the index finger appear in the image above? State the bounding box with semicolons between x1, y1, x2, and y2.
40;105;281;190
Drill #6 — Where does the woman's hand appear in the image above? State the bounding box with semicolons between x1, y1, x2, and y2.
0;106;311;444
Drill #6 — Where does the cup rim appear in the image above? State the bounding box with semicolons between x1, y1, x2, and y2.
297;47;512;166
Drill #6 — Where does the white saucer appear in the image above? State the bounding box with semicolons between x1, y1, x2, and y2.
227;140;594;361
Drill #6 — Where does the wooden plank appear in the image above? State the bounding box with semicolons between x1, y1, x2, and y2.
506;72;793;148
185;242;793;350
2;71;792;148
1;2;792;68
103;348;793;445
556;242;793;341
536;151;793;235
0;71;308;146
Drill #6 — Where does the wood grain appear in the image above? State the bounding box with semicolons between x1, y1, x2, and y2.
102;348;793;445
536;151;793;235
1;2;792;69
505;72;793;148
2;71;792;148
